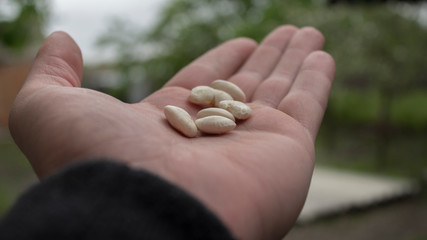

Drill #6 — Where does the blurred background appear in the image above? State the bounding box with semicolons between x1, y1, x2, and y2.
1;0;426;239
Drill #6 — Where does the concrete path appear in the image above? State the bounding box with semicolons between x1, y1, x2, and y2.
287;197;427;240
297;166;419;223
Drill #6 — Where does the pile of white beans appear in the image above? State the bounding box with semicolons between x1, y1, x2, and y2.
164;80;251;137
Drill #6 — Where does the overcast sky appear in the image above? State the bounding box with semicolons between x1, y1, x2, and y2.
46;0;168;64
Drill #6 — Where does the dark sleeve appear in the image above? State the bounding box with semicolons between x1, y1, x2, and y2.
0;160;235;240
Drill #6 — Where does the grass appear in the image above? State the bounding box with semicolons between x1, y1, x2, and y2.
315;124;427;179
391;91;427;130
0;132;37;215
328;89;427;130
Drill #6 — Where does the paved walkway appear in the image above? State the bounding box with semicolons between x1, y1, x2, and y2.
297;166;419;223
287;197;427;240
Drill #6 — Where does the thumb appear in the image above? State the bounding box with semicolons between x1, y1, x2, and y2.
8;32;83;176
24;31;83;90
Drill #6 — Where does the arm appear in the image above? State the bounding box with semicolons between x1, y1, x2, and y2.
0;160;234;240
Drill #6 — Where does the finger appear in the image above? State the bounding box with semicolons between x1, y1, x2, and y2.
24;31;83;91
278;51;336;140
164;37;257;89
252;27;325;107
228;25;298;100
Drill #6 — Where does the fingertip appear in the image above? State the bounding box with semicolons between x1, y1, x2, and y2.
299;27;325;42
259;25;298;47
308;50;335;64
226;37;258;53
29;31;84;88
272;25;299;36
291;27;325;50
47;31;75;40
303;51;336;80
40;31;82;59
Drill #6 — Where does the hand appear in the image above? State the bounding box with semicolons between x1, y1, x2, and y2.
9;26;335;240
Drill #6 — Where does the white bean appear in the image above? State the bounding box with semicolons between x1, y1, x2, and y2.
218;100;252;120
164;105;198;138
210;79;246;102
197;108;235;121
188;86;215;106
212;89;233;107
195;116;236;134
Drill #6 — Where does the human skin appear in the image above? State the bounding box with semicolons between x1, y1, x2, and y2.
9;25;335;240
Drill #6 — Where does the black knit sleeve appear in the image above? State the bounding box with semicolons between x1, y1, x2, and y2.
0;160;235;240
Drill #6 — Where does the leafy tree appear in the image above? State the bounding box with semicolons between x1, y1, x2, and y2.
141;0;313;91
0;0;49;53
99;0;427;97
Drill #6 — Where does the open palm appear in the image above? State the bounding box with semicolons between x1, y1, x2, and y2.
9;26;335;240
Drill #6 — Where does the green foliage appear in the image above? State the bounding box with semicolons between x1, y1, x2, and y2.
0;137;34;215
327;89;427;130
136;0;427;97
320;5;427;92
391;91;427;130
0;0;49;51
328;89;381;125
141;0;323;90
406;235;427;240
